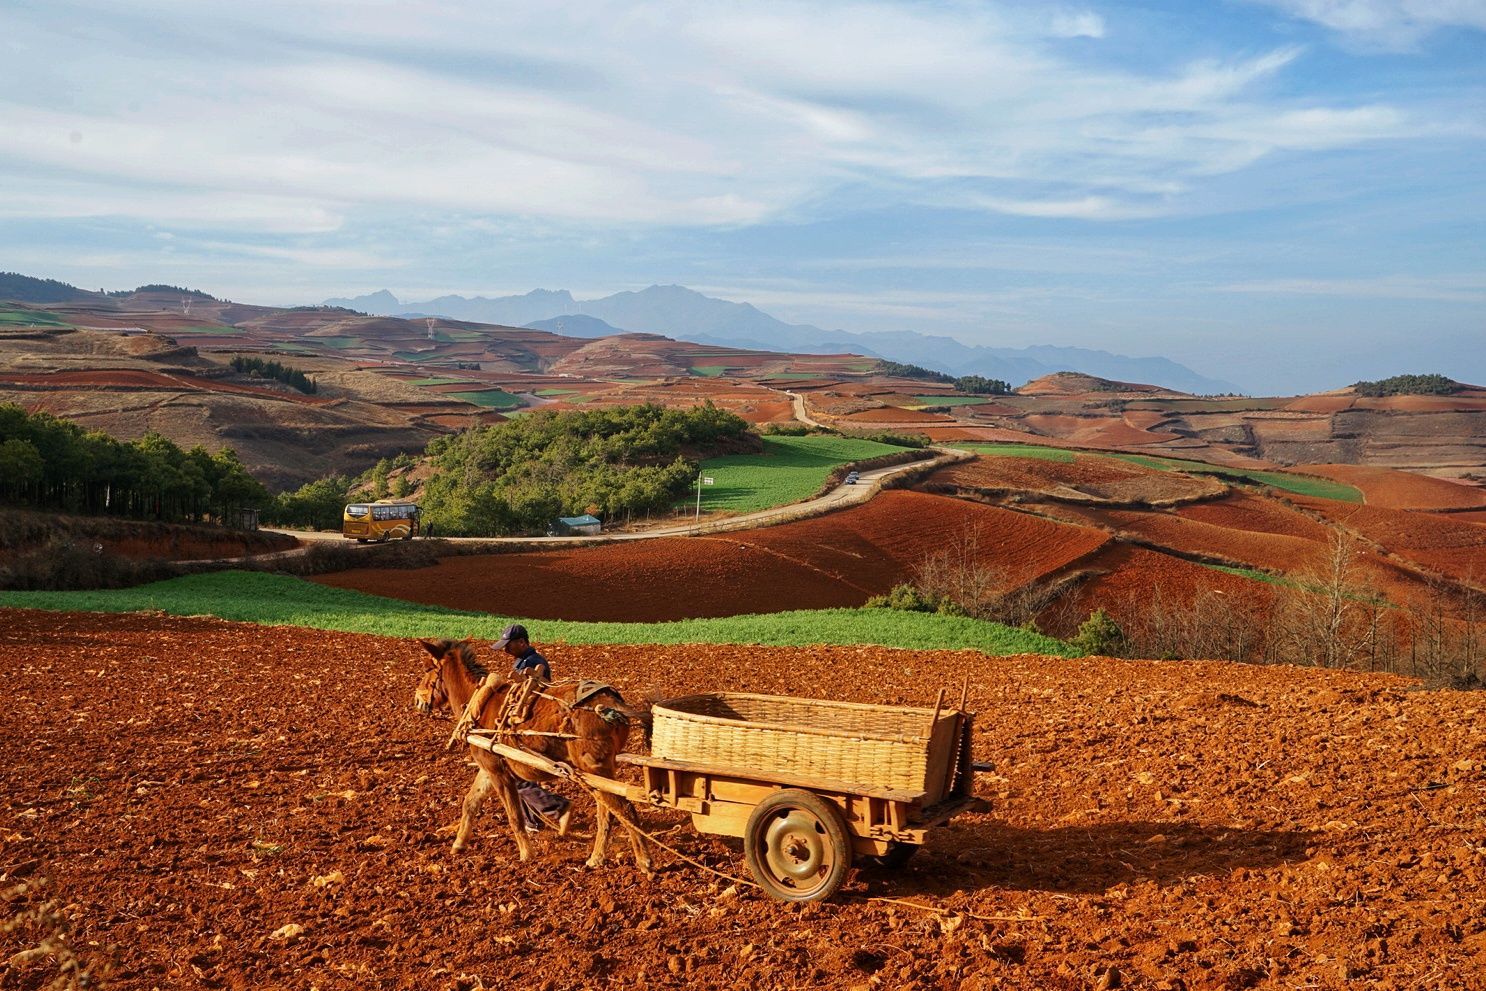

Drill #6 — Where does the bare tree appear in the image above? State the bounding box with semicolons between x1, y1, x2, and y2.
1272;531;1378;669
910;524;1060;627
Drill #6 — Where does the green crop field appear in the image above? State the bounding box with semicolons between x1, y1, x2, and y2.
534;388;578;397
697;435;903;512
0;571;1078;656
447;389;522;409
409;377;475;387
689;365;728;377
963;443;1077;462
308;336;359;349
912;395;988;407
0;307;71;327
1107;454;1362;502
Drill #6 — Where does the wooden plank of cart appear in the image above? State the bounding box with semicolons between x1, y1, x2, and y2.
466;687;989;902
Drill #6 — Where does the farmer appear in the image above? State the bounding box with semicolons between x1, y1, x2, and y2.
492;624;570;834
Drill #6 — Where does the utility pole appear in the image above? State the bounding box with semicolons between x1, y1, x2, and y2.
694;471;713;523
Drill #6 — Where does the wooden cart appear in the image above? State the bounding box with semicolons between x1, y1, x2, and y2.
466;689;989;902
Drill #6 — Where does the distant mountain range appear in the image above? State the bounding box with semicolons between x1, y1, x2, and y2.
324;285;1242;394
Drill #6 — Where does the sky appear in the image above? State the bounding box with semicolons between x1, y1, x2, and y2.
1;0;1482;393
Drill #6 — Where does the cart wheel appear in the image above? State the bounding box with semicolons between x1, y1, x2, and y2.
865;841;920;870
744;789;851;902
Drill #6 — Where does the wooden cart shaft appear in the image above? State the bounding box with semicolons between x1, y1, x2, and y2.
462;706;987;859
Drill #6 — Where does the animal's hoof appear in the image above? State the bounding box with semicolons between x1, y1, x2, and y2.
451;841;467;854
585;855;604;869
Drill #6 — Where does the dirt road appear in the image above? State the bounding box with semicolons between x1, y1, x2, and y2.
267;447;962;550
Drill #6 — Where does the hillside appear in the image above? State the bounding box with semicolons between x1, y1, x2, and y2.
321;283;1242;394
6;276;1486;491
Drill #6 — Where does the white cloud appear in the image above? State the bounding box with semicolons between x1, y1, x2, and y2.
1050;11;1106;38
0;0;1434;238
1249;0;1486;49
1216;274;1486;302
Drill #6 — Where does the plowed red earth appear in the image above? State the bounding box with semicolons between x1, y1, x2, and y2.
314;493;1109;621
839;408;957;424
930;456;1224;505
1290;466;1486;511
5;609;1484;990
0;370;330;405
1045;496;1446;610
1289;498;1486;585
1052;543;1281;629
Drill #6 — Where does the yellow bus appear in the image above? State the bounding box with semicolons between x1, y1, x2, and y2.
343;500;421;542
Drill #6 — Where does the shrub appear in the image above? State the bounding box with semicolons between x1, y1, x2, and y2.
1070;608;1128;656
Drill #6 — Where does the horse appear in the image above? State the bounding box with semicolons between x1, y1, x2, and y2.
413;638;653;874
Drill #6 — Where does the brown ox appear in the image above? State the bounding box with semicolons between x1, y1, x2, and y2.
414;638;653;873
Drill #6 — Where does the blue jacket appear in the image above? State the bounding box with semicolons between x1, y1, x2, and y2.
512;646;551;681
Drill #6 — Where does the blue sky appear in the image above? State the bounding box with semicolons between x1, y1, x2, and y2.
1;0;1482;393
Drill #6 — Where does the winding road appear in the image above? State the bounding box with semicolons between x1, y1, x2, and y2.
258;445;969;554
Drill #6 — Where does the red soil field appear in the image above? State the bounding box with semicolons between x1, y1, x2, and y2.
838;407;958;424
1292;464;1486;510
919;426;1039;443
929;454;1224;505
0;369;331;406
1355;394;1486;413
1290;497;1486;584
1015;414;1179;448
1057;542;1279;623
1073;507;1324;575
313;492;1110;621
6;608;1485;990
1281;395;1354;413
1176;491;1333;541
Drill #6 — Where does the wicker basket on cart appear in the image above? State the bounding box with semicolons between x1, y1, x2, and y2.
651;693;960;802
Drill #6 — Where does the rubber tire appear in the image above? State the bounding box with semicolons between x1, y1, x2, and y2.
403;530;413;540
356;539;368;544
743;788;852;903
865;841;920;870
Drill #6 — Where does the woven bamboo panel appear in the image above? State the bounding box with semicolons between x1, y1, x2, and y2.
651;693;957;797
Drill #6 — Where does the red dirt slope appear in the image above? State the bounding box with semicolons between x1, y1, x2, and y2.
5;608;1483;990
1291;497;1486;585
313;492;1110;621
930;454;1225;505
1292;464;1486;510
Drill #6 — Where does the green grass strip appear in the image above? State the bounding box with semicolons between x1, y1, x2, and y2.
698;434;903;512
0;571;1077;656
962;443;1077;462
1107;454;1361;502
912;395;988;407
1203;563;1294;587
689;365;728;377
0;308;72;327
447;389;522;409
